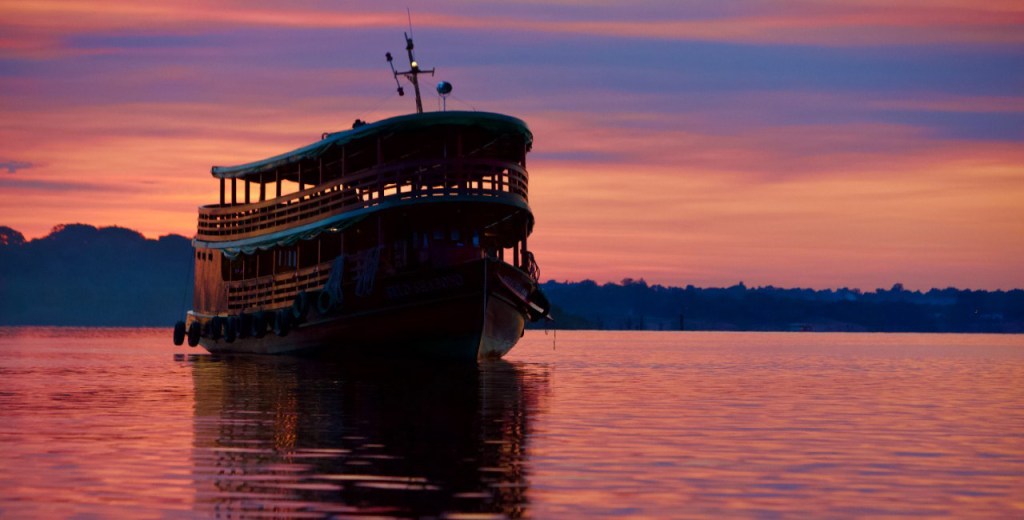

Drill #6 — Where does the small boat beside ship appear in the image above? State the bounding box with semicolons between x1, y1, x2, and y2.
172;33;549;359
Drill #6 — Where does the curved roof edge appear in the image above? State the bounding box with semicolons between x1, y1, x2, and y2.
211;111;532;179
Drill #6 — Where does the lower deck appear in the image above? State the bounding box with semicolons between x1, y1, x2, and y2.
187;258;543;360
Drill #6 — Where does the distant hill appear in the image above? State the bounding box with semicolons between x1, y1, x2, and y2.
0;224;193;326
1;224;1022;332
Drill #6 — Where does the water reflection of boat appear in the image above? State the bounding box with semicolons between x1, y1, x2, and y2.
174;33;550;359
190;355;545;517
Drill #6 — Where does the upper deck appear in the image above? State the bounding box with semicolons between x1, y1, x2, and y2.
196;112;533;246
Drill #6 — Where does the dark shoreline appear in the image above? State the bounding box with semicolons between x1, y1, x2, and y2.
3;224;1021;332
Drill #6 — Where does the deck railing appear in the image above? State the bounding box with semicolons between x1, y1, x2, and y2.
225;264;330;312
198;158;528;242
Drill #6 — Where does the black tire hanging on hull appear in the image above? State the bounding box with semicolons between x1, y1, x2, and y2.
292;291;310;323
172;321;186;346
274;309;291;337
317;290;336;315
252;311;267;338
210;316;223;340
224;317;238;343
187;321;201;347
237;312;251;339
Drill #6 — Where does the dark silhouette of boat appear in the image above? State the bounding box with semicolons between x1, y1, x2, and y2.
172;33;549;359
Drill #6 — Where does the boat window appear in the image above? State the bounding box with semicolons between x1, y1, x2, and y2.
256;250;272;277
320;233;341;263
275;247;297;270
222;256;242;281
299;242;318;269
244;254;257;278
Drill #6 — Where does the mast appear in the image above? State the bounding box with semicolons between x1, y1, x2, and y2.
387;32;435;114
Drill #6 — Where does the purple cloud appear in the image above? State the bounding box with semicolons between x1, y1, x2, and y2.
0;160;33;174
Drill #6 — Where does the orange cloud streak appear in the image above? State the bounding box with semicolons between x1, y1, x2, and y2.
3;90;1022;289
527;109;1024;289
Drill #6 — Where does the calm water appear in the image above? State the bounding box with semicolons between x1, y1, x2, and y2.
0;329;1021;518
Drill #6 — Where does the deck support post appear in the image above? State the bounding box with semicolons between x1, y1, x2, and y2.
522;229;528;268
244;180;250;204
231;178;237;205
378;214;383;248
219;178;225;206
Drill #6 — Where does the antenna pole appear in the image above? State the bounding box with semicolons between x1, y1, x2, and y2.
405;33;424;114
387;31;434;114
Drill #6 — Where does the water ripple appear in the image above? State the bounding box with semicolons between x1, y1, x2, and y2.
0;328;1021;517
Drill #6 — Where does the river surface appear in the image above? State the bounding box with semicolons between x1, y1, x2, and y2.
0;328;1021;518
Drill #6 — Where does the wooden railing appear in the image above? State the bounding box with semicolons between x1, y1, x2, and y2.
226;264;330;312
198;158;528;242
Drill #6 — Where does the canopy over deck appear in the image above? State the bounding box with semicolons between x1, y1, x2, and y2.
211;111;533;180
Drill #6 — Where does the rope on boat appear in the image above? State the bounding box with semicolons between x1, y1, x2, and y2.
355;247;381;297
544;323;557;350
324;255;345;302
179;247;194;315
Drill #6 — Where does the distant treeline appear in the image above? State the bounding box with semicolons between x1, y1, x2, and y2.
532;279;1024;333
2;224;1022;332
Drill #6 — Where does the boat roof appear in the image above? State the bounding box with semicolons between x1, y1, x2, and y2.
211;111;532;179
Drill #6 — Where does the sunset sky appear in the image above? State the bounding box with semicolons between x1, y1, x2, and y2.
1;0;1022;290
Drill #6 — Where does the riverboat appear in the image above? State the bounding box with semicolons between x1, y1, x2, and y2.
172;34;549;359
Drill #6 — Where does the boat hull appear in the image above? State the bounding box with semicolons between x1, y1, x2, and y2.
194;259;534;361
